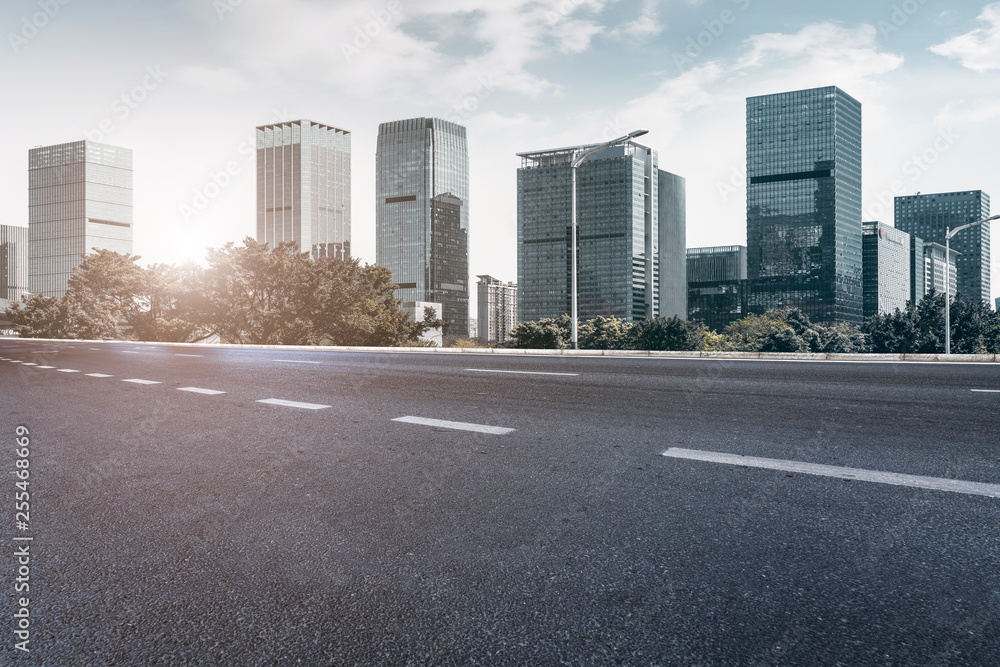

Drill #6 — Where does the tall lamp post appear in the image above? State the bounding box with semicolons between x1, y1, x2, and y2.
569;129;649;349
944;213;1000;354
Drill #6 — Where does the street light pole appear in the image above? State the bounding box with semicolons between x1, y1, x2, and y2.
569;129;649;349
943;213;1000;354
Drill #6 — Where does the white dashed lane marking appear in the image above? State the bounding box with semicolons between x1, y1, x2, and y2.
257;398;330;410
122;379;160;385
466;368;579;377
178;387;226;395
662;448;1000;499
393;416;515;435
175;354;204;358
274;360;321;364
57;369;79;373
86;373;113;378
971;389;1000;393
37;366;55;369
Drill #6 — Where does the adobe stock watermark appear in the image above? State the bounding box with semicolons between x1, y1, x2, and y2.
341;1;403;63
214;0;243;21
545;0;589;25
876;0;928;39
442;74;499;124
672;0;751;74
717;164;747;203
179;108;291;224
83;66;168;143
8;0;72;53
864;126;959;221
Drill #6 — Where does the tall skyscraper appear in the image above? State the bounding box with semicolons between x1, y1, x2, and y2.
746;85;863;324
862;221;910;318
477;275;518;346
0;225;29;303
256;120;351;260
894;190;990;303
516;140;685;323
687;245;747;332
376;118;469;337
28;140;133;297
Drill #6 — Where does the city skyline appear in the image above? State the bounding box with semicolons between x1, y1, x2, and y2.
4;1;1000;306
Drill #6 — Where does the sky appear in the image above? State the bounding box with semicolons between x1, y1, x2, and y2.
4;0;1000;306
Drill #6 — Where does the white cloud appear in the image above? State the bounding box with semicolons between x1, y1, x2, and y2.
610;0;664;43
930;3;1000;72
195;0;616;107
935;98;1000;126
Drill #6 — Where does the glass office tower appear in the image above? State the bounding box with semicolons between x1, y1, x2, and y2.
376;118;469;338
894;190;990;303
746;86;863;324
517;140;685;323
1;224;29;303
861;221;911;318
687;245;747;332
256;120;351;260
28;141;133;297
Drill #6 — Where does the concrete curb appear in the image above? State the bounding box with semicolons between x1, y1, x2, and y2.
5;337;1000;362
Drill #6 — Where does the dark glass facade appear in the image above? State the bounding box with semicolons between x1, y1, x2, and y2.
746;86;863;324
687;245;747;332
28;141;133;297
908;235;926;306
376;118;469;337
256;120;351;260
894;190;990;303
517;142;685;323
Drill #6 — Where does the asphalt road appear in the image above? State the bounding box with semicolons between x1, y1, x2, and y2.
1;339;999;665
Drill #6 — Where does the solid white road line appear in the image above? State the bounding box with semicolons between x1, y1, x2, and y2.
465;368;579;377
662;447;1000;499
393;416;515;435
274;360;321;364
178;387;226;395
57;369;79;373
971;389;1000;393
122;379;160;385
257;398;330;410
86;373;113;378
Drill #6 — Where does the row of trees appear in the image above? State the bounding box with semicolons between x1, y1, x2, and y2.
7;242;1000;353
4;240;441;346
505;293;1000;354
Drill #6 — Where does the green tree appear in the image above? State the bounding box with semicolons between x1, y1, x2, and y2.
308;259;441;346
197;239;316;345
719;311;790;351
578;316;632;350
5;291;118;340
505;315;573;349
629;316;708;351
